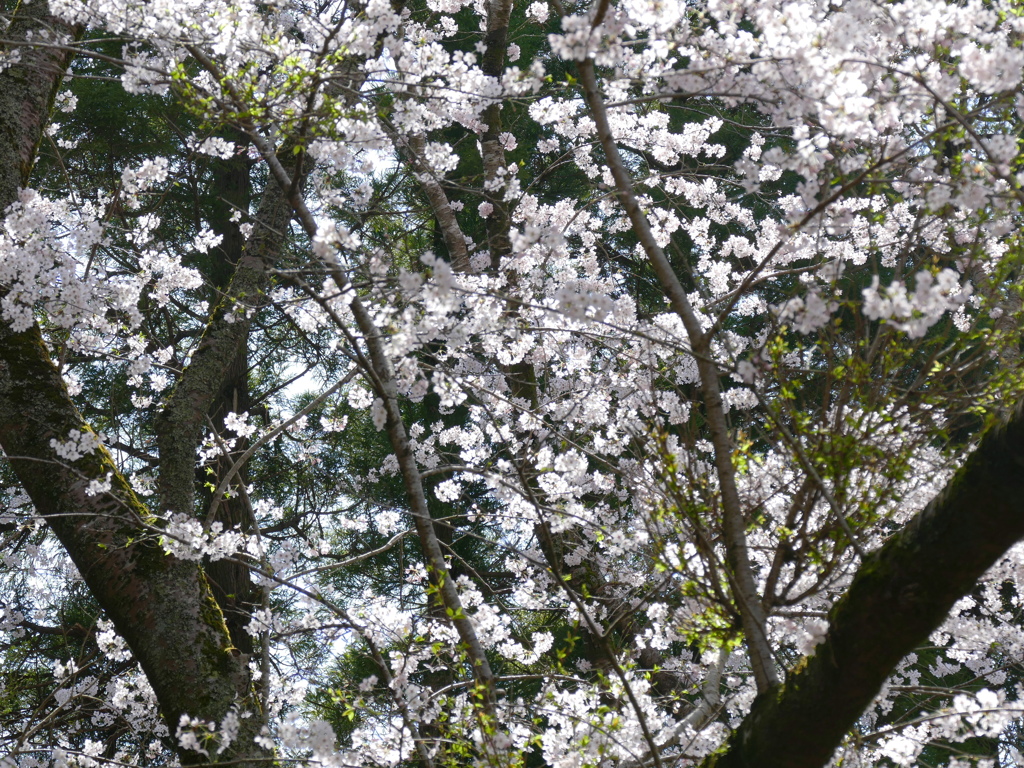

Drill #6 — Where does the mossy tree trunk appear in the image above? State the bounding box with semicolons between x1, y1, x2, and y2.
194;129;260;656
703;405;1024;768
0;3;272;763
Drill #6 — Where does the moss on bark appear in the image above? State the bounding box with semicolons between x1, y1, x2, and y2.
703;404;1024;768
0;322;269;764
0;3;270;763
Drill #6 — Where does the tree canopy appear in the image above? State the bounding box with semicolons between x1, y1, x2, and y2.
2;0;1024;766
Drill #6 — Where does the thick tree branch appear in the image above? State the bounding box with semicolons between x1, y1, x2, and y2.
478;0;514;268
392;130;471;271
705;405;1024;768
156;171;293;519
255;132;502;711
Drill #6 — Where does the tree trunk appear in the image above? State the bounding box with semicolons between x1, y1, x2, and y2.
201;130;260;655
0;3;269;763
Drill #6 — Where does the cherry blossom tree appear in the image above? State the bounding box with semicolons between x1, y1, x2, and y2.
3;0;1024;766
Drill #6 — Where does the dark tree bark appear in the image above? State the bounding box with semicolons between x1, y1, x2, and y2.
200;131;260;655
0;4;272;763
0;334;264;763
703;404;1024;768
0;0;75;207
